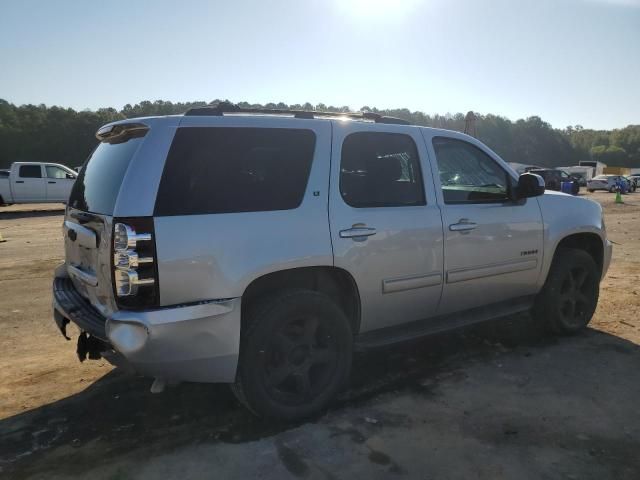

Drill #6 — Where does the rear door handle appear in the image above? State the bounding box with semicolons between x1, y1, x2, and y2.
449;219;477;232
48;181;56;184
340;226;377;240
15;180;24;184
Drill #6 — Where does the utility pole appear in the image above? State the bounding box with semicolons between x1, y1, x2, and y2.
464;111;477;138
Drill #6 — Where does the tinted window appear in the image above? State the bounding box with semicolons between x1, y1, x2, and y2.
69;137;143;214
46;165;73;179
432;137;510;204
340;132;425;208
19;165;42;178
155;127;316;216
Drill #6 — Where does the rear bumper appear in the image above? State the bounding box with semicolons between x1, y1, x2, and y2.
52;271;241;383
53;276;108;340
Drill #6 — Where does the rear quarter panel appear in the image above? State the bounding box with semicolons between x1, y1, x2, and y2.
153;118;334;305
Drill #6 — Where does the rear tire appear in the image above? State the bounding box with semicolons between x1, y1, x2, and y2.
533;248;600;334
232;289;353;420
587;189;594;193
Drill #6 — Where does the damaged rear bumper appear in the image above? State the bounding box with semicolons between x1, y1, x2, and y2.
52;270;241;384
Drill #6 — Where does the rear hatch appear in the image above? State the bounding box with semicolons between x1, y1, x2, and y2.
63;124;148;317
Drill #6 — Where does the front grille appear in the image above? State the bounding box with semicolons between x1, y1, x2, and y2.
53;277;107;340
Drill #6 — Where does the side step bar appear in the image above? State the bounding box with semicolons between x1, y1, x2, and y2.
354;296;535;351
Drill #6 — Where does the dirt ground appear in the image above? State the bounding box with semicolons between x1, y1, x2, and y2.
0;194;639;479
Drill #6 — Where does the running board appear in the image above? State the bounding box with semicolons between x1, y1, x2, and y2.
354;296;535;351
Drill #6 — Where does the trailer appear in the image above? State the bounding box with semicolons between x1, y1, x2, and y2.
579;160;607;177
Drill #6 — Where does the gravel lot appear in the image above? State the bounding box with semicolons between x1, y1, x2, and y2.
0;194;639;480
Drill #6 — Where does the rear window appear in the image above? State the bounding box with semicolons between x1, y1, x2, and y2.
19;165;42;178
68;138;143;214
154;127;316;216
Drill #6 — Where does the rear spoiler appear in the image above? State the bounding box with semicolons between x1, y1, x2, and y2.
96;122;149;144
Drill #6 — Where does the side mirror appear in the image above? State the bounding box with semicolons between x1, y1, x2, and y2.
515;173;545;200
66;173;76;179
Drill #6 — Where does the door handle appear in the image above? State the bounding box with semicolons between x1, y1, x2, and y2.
449;219;477;232
48;181;56;184
340;226;377;239
15;180;24;184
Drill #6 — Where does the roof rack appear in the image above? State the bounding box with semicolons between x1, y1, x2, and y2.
183;104;411;125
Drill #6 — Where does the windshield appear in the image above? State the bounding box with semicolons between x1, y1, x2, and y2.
68;137;144;215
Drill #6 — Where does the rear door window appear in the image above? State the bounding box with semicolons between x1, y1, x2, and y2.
154;127;316;216
19;165;42;178
68;137;144;215
339;132;425;208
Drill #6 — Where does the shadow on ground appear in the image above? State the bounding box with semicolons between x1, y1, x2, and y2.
0;209;64;220
2;314;639;479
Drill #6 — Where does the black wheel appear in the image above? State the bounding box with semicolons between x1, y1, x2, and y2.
587;189;594;193
609;186;616;193
232;289;353;420
533;248;600;334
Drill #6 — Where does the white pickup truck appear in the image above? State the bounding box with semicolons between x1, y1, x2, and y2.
0;162;78;205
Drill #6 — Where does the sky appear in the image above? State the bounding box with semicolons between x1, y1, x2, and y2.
0;0;638;130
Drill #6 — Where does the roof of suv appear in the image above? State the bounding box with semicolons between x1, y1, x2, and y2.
95;106;500;159
183;105;412;125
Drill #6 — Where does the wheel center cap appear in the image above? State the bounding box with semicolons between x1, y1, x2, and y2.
289;345;310;365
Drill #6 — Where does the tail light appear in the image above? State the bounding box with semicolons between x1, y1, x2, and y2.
112;217;159;309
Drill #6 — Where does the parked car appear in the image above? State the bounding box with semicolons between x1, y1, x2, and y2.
570;172;587;187
629;173;640;186
623;176;637;192
52;106;612;420
0;162;77;205
587;175;628;193
528;169;579;195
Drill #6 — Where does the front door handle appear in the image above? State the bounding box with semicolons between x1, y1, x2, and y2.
15;180;24;184
340;226;377;240
449;219;477;232
48;181;56;184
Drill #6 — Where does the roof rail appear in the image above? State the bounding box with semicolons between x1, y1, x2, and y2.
183;104;411;125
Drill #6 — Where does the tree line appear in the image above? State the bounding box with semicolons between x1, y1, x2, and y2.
0;98;638;170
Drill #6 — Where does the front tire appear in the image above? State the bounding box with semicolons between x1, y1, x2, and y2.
232;290;353;420
533;248;600;334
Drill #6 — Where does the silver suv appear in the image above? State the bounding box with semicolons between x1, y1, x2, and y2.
53;105;612;419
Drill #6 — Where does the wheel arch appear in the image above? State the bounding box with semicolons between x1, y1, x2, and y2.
241;266;362;335
552;232;604;274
